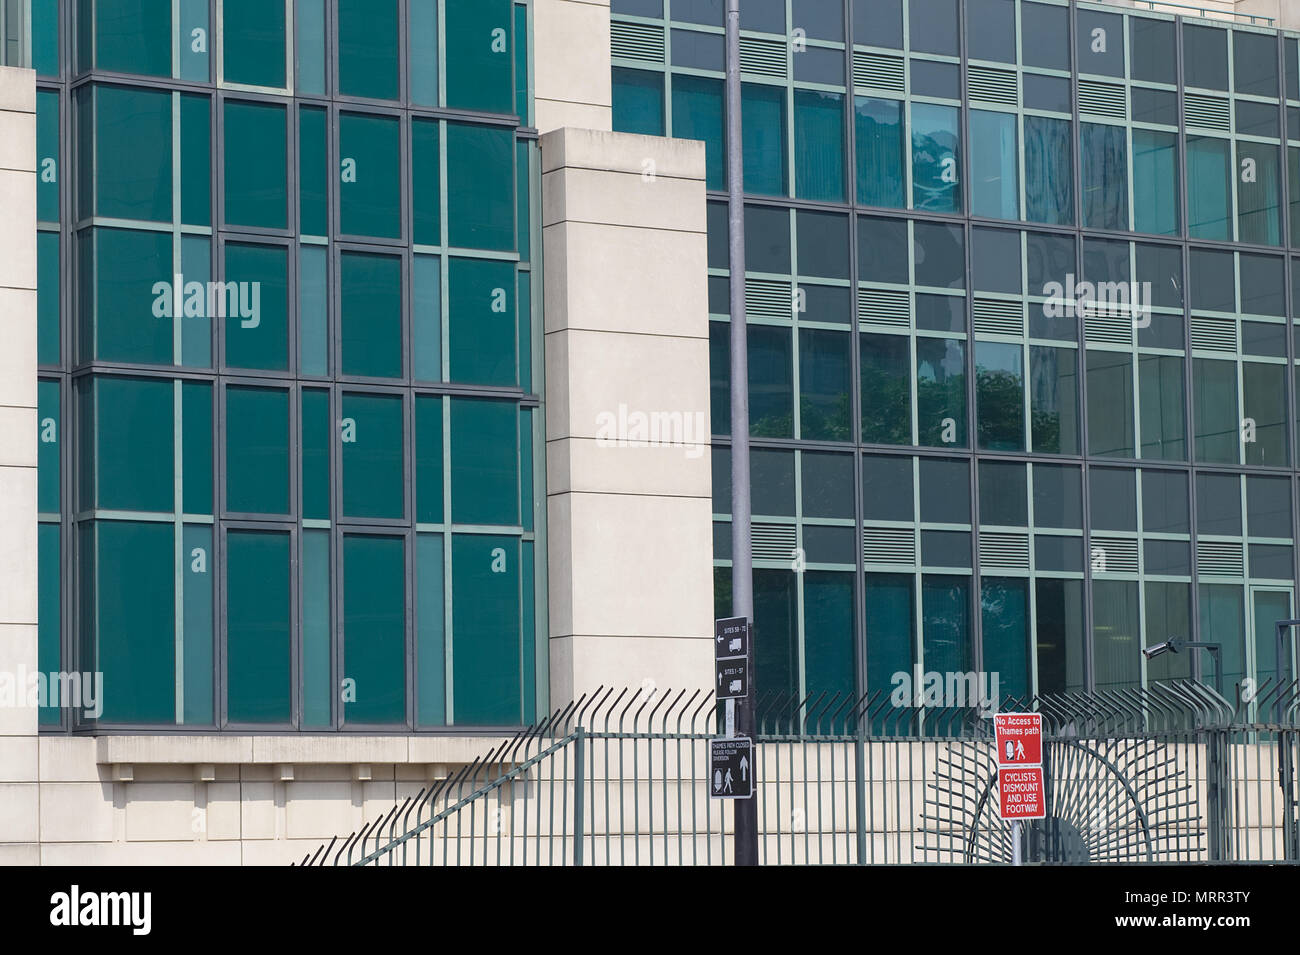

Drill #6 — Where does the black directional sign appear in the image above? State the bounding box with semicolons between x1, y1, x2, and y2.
716;658;749;700
710;737;755;800
715;617;750;700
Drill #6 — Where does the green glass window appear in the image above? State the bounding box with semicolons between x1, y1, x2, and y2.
1243;361;1287;466
38;379;60;514
94;0;171;76
339;112;400;239
860;332;911;445
1138;354;1186;460
225;386;289;515
89;227;172;364
416;533;445;725
1035;579;1085;695
803;571;855;713
93;84;172;222
337;0;398;100
448;257;516;386
299;106;328;236
302;388;330;520
37;232;59;364
794;90;844;202
296;0;325;94
36;90;58;222
1187;136;1232;241
916;337;966;447
613;68;665;136
416;396;444;524
451;534;521;724
970;110;1018;220
798;329;850;441
413;254;441;381
981;578;1029;702
753;569;798;700
224;242;288;371
179;0;209;82
911;103;961;213
673;75;725;191
1291;149;1300;245
1093;580;1139;693
226;530;291;723
300;244;328;375
1086;350;1134;458
33;0;59;76
1029;345;1078;454
976;342;1024;451
89;376;173;512
447;123;515;251
343;535;406;724
340;251;402;379
1237;142;1282;246
38;522;60;725
1023;115;1072;226
223;101;287;230
183;522;213;725
865;573;913;702
1193;358;1239;463
749;325;794;438
182;380;212;514
854;97;904;209
342;392;405;520
1199;584;1245;691
410;0;439;105
742;83;787;197
302;528;331;727
445;0;514;114
922;576;970;675
1080;123;1128;231
180;93;211;227
223;0;286;88
1133;130;1178;236
450;398;518;526
412;119;441;246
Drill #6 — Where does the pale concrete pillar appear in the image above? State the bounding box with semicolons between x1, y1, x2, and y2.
533;0;612;134
541;127;714;705
0;65;39;863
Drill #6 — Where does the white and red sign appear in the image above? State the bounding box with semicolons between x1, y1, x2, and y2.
994;713;1045;821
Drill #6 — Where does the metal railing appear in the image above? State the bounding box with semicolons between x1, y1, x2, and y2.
297;680;1300;866
1092;0;1275;26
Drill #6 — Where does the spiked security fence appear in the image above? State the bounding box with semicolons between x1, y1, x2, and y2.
297;680;1300;866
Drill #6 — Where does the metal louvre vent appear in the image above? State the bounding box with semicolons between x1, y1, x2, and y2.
611;22;665;62
967;66;1018;105
1184;93;1231;131
1190;315;1238;352
746;278;795;319
752;522;797;561
858;287;911;328
1197;541;1245;577
739;36;787;78
972;298;1024;336
978;531;1030;571
1084;311;1133;346
853;51;905;93
1090;536;1139;575
863;527;916;566
1077;79;1127;119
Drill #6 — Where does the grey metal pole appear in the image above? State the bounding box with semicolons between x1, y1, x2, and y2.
1011;820;1022;866
726;0;758;867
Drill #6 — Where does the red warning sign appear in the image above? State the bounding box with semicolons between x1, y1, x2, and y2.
998;766;1046;820
994;712;1042;766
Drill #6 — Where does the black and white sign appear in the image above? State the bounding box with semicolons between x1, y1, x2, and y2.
709;737;754;799
715;659;749;700
715;616;750;662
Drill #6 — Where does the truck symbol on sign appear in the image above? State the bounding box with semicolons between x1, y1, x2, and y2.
729;679;742;693
728;638;743;653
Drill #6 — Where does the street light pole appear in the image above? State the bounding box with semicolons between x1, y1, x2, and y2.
726;0;758;867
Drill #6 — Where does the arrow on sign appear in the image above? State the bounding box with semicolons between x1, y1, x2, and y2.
739;755;749;781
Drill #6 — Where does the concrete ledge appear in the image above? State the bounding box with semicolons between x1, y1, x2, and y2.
541;127;706;181
95;735;510;767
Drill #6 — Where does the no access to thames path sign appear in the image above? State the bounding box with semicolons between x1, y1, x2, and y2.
994;713;1046;821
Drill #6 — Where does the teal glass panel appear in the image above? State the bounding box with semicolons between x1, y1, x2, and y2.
1237;142;1282;246
970;110;1018;220
1193;358;1239;463
180;235;211;366
37;232;58;364
302;528;331;727
298;106;327;236
410;0;439;106
295;0;325;95
451;398;518;526
794;90;844;202
339;112;400;239
1081;123;1128;230
342;534;406;724
1138;353;1186;461
37;523;60;725
340;251;402;378
922;576;970;675
517;141;530;264
803;572;855;719
36;90;58;222
517;272;532;395
522;540;535;721
223;100;287;230
672;74;725;191
799;328;850;441
301;388;330;520
342;392;404;520
93;227;172;364
223;0;286;88
1145;581;1192;682
178;0;209;82
337;0;398;100
1024;115;1073;226
225;386;289;514
976;341;1024;451
181;523;213;725
742;83;787;196
911;103;961;212
520;408;534;532
749;324;794;438
180;93;211;226
449;257;516;385
754;569;798;701
865;573;914;703
1029;345;1078;454
226;530;291;723
37;380;59;513
412;119;441;246
92;520;174;723
451;534;520;724
1133;130;1178;236
416;533;445;726
33;0;58;75
95;84;172;221
1243;361;1287;466
1086;350;1134;457
1035;578;1085;695
1199;584;1245;692
916;337;967;447
1093;580;1140;693
224;242;288;371
612;68;665;136
95;0;170;76
299;244;327;375
416;395;444;524
447;123;514;251
514;4;528;120
94;376;173;512
854;96;904;208
414;255;441;381
1187;136;1232;240
445;0;514;115
860;332;911;444
181;380;212;514
981;578;1029;701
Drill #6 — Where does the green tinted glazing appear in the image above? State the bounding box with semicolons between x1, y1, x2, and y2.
181;524;213;724
223;100;287;229
445;0;514;114
36;90;58;222
181;380;213;514
416;395;444;524
38;523;60;724
413;254;441;380
299;244;328;374
342;393;404;520
417;533;445;725
94;376;173;512
180;93;211;226
340;252;402;378
673;75;725;190
223;0;286;88
95;0;171;76
226;530;292;723
299;106;327;236
33;0;59;76
302;389;330;520
343;535;406;724
742;83;787;196
612;68;665;136
410;0;439;106
449;257;516;385
412;119;441;246
37;232;59;364
794;90;844;202
224;243;288;370
338;0;399;100
296;0;325;94
340;112;400;239
93;227;172;364
38;380;59;513
450;398;517;526
94;84;172;222
803;572;854;706
451;534;520;724
447;123;514;251
302;529;331;727
225;386;289;514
